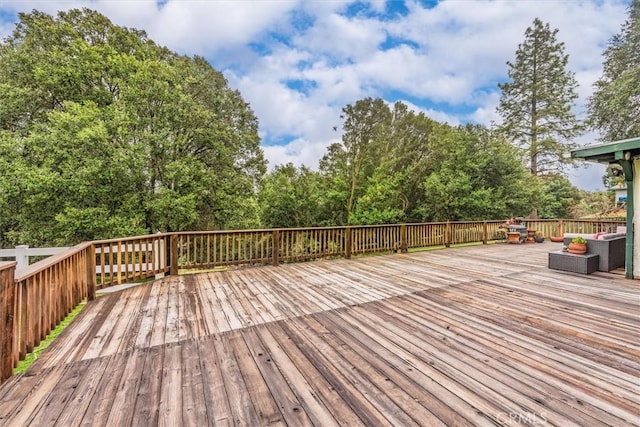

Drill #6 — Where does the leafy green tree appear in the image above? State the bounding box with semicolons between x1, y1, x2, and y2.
320;99;444;225
317;143;351;226
569;191;616;219
350;170;405;225
536;174;580;219
497;18;583;180
321;98;534;225
416;126;532;221
374;102;444;222
0;9;265;246
588;0;640;141
258;164;324;228
323;98;390;222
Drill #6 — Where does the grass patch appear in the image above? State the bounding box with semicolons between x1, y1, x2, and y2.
178;266;228;275
407;241;500;253
13;301;86;375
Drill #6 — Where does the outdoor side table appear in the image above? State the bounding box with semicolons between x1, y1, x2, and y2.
548;251;599;274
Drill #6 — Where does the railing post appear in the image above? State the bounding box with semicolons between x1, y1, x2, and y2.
445;221;451;248
0;262;16;384
116;241;123;285
345;226;352;259
170;234;179;276
154;232;163;277
14;245;29;270
400;224;408;253
87;245;96;301
272;229;280;266
558;219;564;237
482;222;488;245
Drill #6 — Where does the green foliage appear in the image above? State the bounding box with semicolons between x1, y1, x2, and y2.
319;98;534;224
569;191;615;219
588;0;640;141
497;18;583;178
536;174;581;219
320;99;447;225
571;236;587;244
0;9;265;246
417;125;532;221
5;102;149;244
324;98;391;221
349;170;405;225
258;164;324;228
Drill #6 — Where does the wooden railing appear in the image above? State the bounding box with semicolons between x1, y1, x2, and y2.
0;218;625;384
524;219;624;237
0;245;70;269
93;234;170;289
0;262;16;383
11;243;95;367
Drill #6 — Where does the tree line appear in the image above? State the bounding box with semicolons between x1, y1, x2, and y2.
0;4;637;247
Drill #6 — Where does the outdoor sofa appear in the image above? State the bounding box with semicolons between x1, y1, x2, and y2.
562;232;626;272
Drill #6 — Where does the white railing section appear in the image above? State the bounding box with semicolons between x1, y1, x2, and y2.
0;245;70;270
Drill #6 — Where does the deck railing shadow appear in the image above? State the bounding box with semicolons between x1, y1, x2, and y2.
0;218;624;384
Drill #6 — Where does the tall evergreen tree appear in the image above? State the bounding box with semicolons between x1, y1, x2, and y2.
497;18;583;178
497;18;583;218
588;0;640;141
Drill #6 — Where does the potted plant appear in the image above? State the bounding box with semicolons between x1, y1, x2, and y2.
568;236;588;254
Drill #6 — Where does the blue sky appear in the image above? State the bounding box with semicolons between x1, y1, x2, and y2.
0;0;631;190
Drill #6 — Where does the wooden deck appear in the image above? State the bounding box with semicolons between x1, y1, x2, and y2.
0;242;638;426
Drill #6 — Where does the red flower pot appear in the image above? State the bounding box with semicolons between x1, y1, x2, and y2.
567;242;587;255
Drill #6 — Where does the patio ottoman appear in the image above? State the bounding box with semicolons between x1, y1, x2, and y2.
548;251;599;274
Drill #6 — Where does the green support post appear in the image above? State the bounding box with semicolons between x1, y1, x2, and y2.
618;156;634;279
624;175;634;279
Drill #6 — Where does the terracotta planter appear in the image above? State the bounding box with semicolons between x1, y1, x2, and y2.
506;232;522;244
567;242;587;254
549;236;563;243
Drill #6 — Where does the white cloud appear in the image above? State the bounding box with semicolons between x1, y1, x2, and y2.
147;1;297;54
262;137;335;171
398;100;461;126
355;45;476;103
230;71;341;144
0;20;13;41
293;13;385;61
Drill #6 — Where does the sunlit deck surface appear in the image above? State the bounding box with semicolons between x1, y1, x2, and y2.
0;242;638;426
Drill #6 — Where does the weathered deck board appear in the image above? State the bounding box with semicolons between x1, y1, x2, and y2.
0;242;639;426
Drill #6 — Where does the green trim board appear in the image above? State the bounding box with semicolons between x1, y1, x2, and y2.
571;136;640;163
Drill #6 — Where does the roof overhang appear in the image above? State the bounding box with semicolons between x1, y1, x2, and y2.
571;136;640;164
